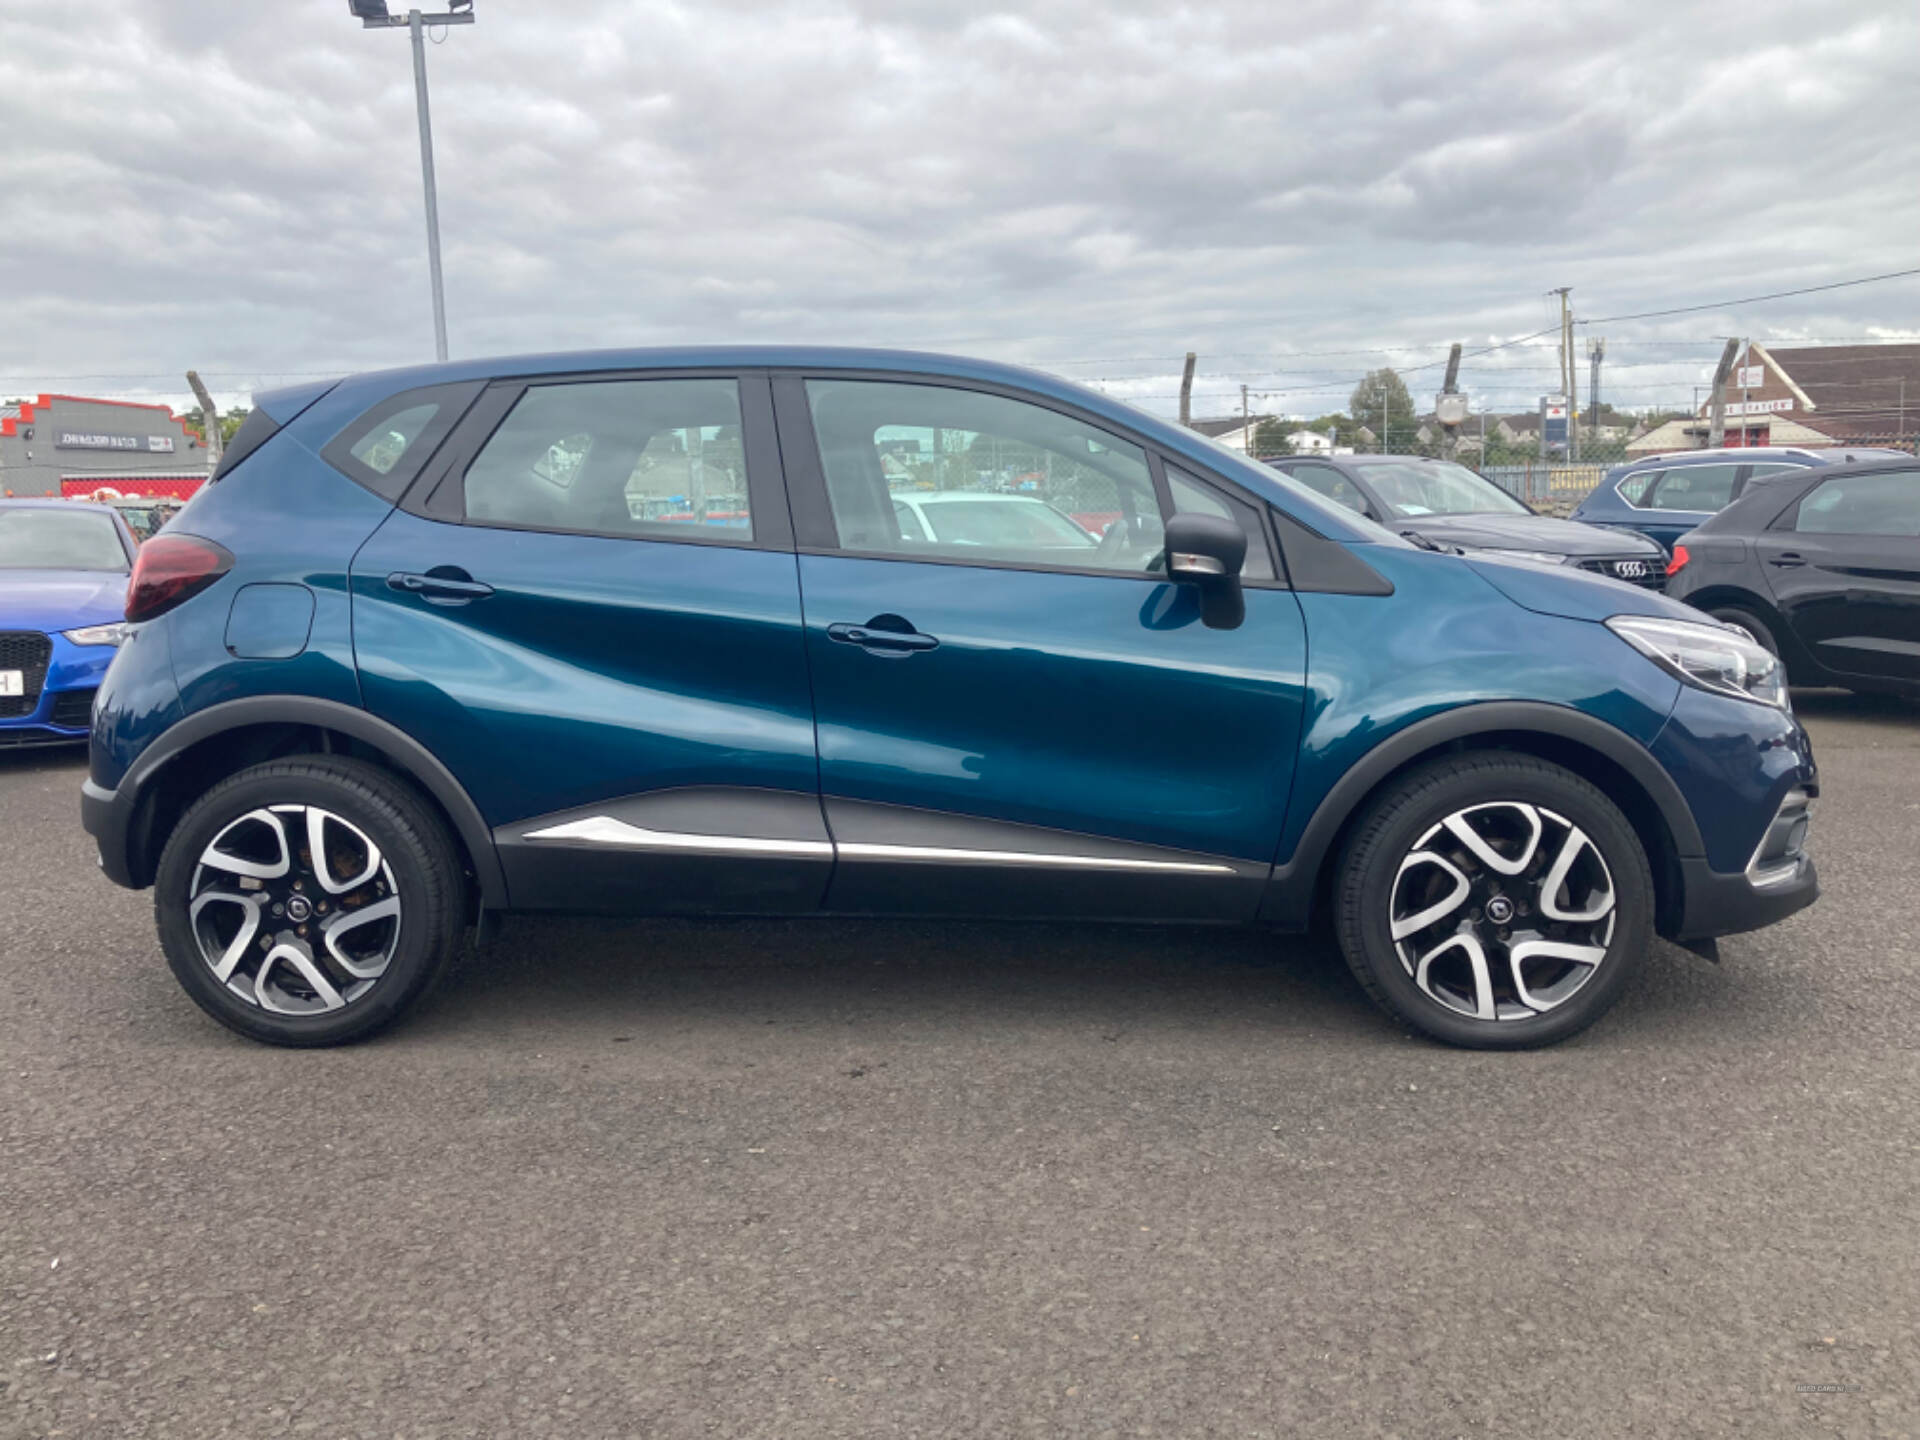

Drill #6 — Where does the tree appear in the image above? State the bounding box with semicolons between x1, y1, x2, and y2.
1250;417;1294;458
1349;369;1414;453
1291;412;1356;445
220;408;250;445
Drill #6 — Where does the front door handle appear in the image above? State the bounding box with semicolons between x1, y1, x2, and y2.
1768;551;1806;568
827;621;939;654
388;570;495;604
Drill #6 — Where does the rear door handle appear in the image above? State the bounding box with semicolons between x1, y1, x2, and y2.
387;570;495;603
1768;552;1805;568
827;622;939;654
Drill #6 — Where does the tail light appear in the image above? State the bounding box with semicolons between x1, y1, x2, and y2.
1665;543;1690;578
125;534;234;623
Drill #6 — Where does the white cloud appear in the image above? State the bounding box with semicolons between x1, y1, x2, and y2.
2;0;1916;419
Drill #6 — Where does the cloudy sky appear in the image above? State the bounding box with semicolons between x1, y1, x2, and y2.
4;0;1918;422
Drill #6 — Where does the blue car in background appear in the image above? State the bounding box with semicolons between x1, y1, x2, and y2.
0;499;136;747
1571;446;1909;553
82;348;1818;1052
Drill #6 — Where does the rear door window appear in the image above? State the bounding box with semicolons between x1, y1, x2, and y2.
1648;463;1739;512
1794;470;1920;536
463;379;752;541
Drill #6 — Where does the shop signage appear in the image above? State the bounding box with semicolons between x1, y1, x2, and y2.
56;431;175;453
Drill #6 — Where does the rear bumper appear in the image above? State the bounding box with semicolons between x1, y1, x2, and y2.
1672;853;1818;941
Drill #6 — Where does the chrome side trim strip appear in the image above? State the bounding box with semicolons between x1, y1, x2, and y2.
836;841;1235;875
522;816;833;858
521;816;1237;874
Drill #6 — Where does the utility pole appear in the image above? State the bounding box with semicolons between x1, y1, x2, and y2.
1706;337;1741;449
688;422;705;518
1549;287;1578;462
1437;342;1463;462
184;370;222;467
1587;338;1605;445
1738;339;1752;448
350;1;476;363
1241;383;1251;454
1179;352;1196;428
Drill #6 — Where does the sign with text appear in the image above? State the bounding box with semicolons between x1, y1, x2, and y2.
1541;395;1568;452
56;431;174;453
1701;398;1794;418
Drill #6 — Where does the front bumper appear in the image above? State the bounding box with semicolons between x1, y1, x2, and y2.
0;718;90;747
0;630;115;746
1673;852;1818;940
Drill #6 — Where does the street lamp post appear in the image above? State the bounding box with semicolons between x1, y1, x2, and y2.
348;1;476;363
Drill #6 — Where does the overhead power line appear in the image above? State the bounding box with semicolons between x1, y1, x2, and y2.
1580;267;1920;324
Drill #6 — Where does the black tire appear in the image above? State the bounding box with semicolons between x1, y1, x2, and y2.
154;756;468;1047
1710;607;1783;667
1333;752;1654;1049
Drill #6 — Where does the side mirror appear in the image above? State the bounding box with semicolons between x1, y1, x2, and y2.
1163;512;1247;629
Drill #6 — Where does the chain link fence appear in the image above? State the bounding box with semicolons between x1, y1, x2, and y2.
1239;406;1920;517
1476;463;1610;514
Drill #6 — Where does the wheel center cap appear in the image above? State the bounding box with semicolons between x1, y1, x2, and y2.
1485;894;1515;925
285;895;312;922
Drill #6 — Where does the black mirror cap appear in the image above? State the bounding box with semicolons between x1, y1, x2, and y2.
1164;512;1247;629
1164;512;1247;582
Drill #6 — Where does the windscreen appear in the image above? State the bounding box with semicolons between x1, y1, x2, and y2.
0;506;129;571
1354;460;1529;518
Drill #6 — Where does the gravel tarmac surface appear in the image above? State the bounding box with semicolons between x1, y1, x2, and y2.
3;690;1917;1438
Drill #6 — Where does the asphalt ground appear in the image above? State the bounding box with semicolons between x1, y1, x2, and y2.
3;690;1918;1438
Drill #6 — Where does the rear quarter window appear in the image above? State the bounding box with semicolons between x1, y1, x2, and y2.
1618;471;1659;505
319;382;484;502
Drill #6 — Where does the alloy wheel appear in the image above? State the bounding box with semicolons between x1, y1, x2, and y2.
1388;801;1616;1022
187;805;402;1015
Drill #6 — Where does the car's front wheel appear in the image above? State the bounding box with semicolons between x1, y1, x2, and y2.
154;756;467;1047
1333;753;1654;1048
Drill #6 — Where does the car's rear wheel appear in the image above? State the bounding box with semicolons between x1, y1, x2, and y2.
154;756;467;1047
1333;753;1654;1049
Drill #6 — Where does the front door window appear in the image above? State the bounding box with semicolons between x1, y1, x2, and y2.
805;380;1164;572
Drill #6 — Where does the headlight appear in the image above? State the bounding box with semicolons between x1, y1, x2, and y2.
1606;615;1789;710
63;623;129;647
1457;547;1567;566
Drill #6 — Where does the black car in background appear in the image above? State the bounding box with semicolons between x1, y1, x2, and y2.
1269;454;1667;588
1665;456;1920;697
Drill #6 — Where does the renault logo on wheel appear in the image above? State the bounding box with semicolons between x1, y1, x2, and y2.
1614;560;1648;579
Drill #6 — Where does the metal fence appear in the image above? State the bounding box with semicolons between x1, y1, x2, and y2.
1477;463;1610;513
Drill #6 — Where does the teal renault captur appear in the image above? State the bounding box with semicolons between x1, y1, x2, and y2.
81;348;1817;1049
